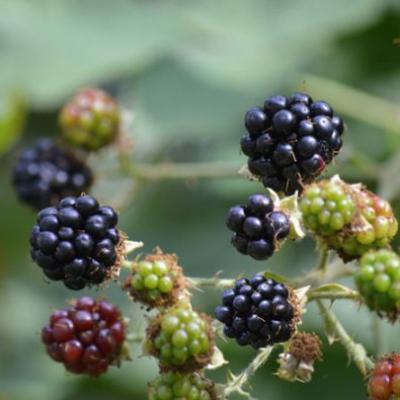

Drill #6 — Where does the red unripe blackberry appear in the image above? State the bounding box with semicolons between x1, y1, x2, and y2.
226;193;291;260
368;354;400;400
41;297;127;376
242;93;344;195
30;195;124;290
60;88;121;151
12;138;93;210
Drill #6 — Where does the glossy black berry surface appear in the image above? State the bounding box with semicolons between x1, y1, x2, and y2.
215;275;297;348
12;139;93;210
242;93;344;195
226;194;290;260
30;195;121;290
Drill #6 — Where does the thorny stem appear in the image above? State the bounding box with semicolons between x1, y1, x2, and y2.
316;300;374;376
224;346;274;398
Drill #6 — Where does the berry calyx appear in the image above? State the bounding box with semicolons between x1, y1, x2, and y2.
277;332;322;382
368;353;400;400
125;248;185;309
41;297;127;376
300;178;356;236
226;193;291;260
242;93;344;195
59;88;121;151
148;372;220;400
356;249;400;319
12;138;93;210
30;195;124;290
215;274;300;349
146;304;214;372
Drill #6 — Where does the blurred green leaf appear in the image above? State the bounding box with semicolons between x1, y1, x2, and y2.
177;0;384;92
0;92;25;155
0;0;186;107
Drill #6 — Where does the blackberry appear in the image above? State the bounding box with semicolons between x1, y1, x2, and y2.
148;372;219;400
368;353;400;400
215;274;300;349
30;195;123;290
146;304;214;372
326;186;398;261
12;138;93;210
277;332;322;382
41;297;127;376
226;194;290;260
355;249;400;319
241;93;344;195
59;88;121;151
300;178;356;236
125;248;185;309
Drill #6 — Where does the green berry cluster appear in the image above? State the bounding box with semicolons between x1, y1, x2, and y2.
148;372;218;400
147;305;213;372
327;188;398;260
301;176;398;261
127;250;183;308
355;249;400;317
300;179;355;236
59;88;121;151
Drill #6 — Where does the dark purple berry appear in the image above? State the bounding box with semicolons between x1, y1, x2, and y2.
272;110;296;134
264;95;288;114
310;100;332;117
296;136;318;158
245;107;269;136
226;206;246;232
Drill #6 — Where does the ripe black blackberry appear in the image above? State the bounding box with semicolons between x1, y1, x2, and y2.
241;93;344;195
41;297;127;376
12;138;93;210
215;274;299;349
30;195;123;290
226;193;290;260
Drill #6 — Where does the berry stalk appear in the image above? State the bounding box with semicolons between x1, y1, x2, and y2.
224;346;274;398
316;300;374;376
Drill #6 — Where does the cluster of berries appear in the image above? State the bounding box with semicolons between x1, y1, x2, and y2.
30;195;122;290
12;139;93;210
300;176;398;261
226;194;290;260
125;250;184;308
355;249;400;319
215;274;299;349
13;88;121;211
41;297;127;376
241;93;343;195
148;372;218;400
368;354;400;400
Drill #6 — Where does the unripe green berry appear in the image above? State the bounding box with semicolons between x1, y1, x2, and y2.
125;249;185;309
148;372;219;400
300;178;356;237
355;249;400;319
147;304;214;372
59;88;121;151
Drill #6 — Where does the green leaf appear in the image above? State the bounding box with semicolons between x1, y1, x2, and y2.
263;271;290;284
0;92;25;155
0;0;185;107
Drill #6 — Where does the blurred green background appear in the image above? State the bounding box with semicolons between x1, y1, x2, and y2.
1;1;400;399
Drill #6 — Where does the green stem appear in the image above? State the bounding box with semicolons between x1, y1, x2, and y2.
224;346;274;398
128;161;239;182
317;244;329;271
307;287;361;302
372;314;385;356
188;276;235;290
317;300;374;376
302;74;400;134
